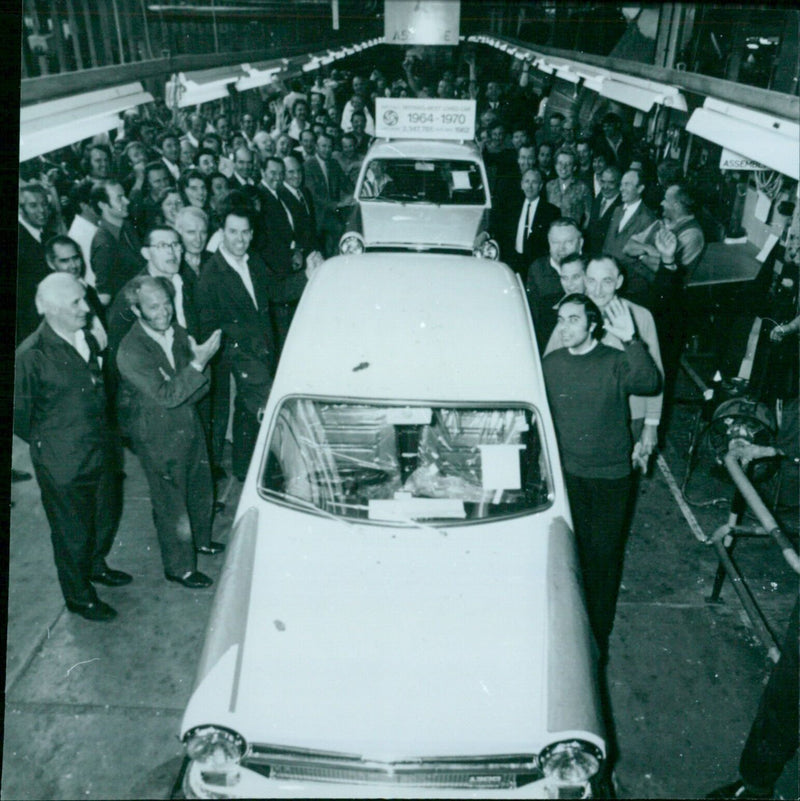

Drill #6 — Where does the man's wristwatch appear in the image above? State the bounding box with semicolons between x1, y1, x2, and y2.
622;333;641;344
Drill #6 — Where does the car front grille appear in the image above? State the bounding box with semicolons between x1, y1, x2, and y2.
245;744;542;789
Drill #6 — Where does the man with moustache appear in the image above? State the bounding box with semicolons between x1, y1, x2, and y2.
545;256;664;470
543;293;660;659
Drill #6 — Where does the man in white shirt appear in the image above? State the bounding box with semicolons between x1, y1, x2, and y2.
602;169;656;273
67;179;99;287
116;276;223;589
230;146;256;187
158;132;181;181
197;207;275;480
340;92;375;136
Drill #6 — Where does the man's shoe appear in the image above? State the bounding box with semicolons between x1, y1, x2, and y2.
65;599;117;621
165;571;213;589
11;469;32;483
197;541;226;555
90;568;133;587
211;465;227;481
707;780;774;799
213;500;226;514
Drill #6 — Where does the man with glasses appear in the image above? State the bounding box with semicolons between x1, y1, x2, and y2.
106;226;197;382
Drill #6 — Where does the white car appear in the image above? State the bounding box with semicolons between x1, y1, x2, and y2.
339;139;499;259
178;254;606;799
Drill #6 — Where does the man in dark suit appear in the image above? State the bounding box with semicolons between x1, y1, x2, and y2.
304;133;350;257
255;157;307;353
89;181;145;305
197;206;276;481
116;276;223;589
492;144;535;221
14;273;129;622
526;218;584;353
281;156;321;261
602;169;656;282
492;168;559;280
585;166;622;256
16;182;52;345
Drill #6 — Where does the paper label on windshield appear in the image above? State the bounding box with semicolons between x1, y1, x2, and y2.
479;445;524;489
451;171;471;190
376;98;476;140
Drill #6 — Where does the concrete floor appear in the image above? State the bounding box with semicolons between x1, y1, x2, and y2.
3;378;798;800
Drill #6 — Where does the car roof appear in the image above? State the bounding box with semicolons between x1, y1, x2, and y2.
363;138;483;162
273;254;546;403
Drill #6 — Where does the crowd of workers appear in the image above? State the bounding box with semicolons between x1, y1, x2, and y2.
12;46;797;799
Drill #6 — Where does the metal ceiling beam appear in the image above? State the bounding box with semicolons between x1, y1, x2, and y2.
495;33;799;122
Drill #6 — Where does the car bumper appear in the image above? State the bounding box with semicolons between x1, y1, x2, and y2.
181;759;597;799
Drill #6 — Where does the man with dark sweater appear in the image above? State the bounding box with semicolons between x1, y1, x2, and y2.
543;293;660;659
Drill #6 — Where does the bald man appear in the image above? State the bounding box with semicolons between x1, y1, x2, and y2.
14;273;129;622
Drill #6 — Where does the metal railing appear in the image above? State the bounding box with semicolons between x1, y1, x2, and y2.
709;441;799;663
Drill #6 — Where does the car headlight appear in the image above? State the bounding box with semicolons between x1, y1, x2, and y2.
339;231;365;255
539;740;603;785
473;237;499;260
185;725;247;789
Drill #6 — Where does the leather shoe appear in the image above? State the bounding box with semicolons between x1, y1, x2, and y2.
213;500;226;513
90;568;133;587
165;571;213;589
66;599;117;621
11;469;32;483
197;541;225;555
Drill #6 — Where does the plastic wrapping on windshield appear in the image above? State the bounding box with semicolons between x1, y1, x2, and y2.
260;400;552;523
358;159;486;205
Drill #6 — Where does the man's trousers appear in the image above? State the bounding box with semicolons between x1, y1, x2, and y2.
564;472;633;659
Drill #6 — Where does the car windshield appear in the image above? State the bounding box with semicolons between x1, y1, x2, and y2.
259;399;552;523
358;159;487;205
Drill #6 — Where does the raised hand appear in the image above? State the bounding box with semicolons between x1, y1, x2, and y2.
604;297;636;343
654;224;678;263
189;330;222;370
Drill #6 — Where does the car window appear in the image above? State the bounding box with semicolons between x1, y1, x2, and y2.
259;399;552;523
359;159;487;205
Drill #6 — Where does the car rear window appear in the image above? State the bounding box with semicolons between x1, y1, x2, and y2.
259;399;553;524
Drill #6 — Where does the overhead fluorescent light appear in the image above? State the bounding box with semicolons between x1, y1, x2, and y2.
687;97;799;180
20;81;154;162
237;63;283;91
20;112;122;162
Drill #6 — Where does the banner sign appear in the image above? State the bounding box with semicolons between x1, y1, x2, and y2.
720;147;767;172
375;98;476;140
384;0;460;46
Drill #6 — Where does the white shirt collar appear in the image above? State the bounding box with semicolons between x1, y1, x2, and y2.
219;243;249;270
140;322;176;367
19;216;42;243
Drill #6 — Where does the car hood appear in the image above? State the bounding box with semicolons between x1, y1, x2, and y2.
183;506;600;759
360;202;485;251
